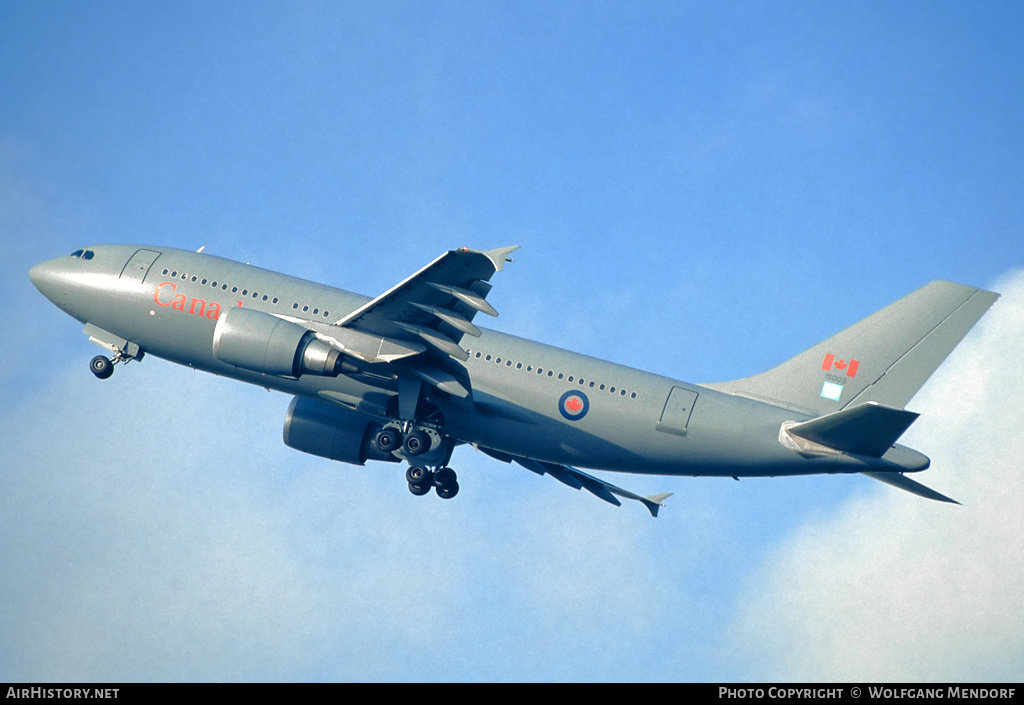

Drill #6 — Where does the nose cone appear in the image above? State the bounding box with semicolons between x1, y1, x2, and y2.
28;259;57;295
29;259;63;302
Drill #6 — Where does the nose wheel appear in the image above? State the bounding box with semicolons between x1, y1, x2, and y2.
406;465;459;500
90;355;115;379
86;338;143;380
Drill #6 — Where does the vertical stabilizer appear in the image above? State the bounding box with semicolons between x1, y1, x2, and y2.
706;281;999;415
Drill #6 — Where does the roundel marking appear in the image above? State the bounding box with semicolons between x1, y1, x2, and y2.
558;390;590;421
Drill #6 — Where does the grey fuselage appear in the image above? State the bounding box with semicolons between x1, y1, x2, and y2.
29;245;928;479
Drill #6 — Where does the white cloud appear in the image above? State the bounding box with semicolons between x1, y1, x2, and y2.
732;270;1024;682
0;350;695;681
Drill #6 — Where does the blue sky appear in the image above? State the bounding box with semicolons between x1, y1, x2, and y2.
2;1;1022;681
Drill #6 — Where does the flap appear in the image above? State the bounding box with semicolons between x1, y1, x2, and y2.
474;447;671;517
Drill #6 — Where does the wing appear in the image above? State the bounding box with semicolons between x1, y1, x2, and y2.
477;446;672;517
335;246;519;350
300;246;518;399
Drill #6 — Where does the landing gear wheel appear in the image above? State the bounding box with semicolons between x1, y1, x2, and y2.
374;427;402;454
432;467;459;499
406;466;431;484
406;466;433;496
433;467;457;487
408;481;432;496
436;482;459;500
90;355;114;380
403;430;430;456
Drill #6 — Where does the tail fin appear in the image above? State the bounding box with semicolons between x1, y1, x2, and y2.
706;281;999;415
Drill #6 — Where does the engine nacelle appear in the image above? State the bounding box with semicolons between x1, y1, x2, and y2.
213;307;345;378
282;396;398;465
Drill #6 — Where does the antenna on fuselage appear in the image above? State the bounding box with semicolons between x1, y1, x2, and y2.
196;245;206;254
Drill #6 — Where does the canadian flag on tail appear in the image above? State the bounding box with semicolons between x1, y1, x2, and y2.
822;353;859;378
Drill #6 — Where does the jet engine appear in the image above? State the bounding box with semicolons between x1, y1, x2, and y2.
282;396;398;465
213;307;353;378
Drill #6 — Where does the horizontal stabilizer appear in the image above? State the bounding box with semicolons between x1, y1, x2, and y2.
862;471;959;504
787;402;919;457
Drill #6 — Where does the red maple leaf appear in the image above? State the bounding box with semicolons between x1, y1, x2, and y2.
565;397;583;412
821;353;861;378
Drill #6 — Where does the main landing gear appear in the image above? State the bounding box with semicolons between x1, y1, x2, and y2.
406;465;460;499
372;423;460;501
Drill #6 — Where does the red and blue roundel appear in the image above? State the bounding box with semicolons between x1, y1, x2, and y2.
558;390;590;421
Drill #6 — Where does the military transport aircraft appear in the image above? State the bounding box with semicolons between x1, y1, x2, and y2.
29;245;998;516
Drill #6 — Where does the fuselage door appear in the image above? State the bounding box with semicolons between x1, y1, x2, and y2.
656;386;699;437
120;249;163;284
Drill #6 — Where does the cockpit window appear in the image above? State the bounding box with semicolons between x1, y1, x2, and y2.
70;249;95;260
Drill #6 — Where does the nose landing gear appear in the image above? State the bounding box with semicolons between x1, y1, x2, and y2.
84;326;144;380
89;347;142;379
90;355;115;379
